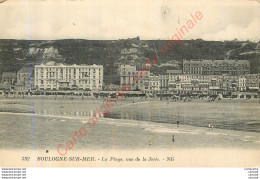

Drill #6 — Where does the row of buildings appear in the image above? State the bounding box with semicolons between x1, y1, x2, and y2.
1;62;103;92
182;59;250;75
0;59;259;96
128;72;259;95
119;59;258;95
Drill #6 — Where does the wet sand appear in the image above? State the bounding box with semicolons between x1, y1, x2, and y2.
1;96;260;167
0;110;260;150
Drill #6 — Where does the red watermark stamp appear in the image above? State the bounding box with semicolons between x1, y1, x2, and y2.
57;10;203;156
57;83;131;156
134;11;203;83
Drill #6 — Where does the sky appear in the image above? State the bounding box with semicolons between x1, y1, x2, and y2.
0;0;259;41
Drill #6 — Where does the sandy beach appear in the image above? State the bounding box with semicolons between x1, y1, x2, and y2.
0;96;260;167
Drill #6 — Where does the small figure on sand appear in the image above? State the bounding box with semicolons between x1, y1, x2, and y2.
172;135;175;142
177;121;180;127
148;141;152;146
208;123;214;130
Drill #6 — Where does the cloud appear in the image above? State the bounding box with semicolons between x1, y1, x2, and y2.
200;18;260;41
0;0;259;41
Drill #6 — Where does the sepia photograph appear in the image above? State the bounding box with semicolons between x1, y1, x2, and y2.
0;0;259;168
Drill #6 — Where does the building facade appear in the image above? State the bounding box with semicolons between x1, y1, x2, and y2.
1;72;16;85
157;73;259;95
238;76;246;92
16;67;34;91
139;75;160;94
245;74;260;91
159;75;169;93
17;67;32;84
34;63;103;91
119;65;137;90
183;59;250;75
183;60;202;75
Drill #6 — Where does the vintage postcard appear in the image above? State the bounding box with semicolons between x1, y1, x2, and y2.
0;0;259;167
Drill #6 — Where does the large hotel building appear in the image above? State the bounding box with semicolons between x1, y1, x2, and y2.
34;63;103;91
183;59;250;75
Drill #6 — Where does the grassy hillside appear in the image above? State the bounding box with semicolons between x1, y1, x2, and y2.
0;38;259;85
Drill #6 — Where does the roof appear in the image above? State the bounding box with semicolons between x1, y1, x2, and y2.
166;70;182;74
183;59;249;65
2;72;16;78
18;67;33;73
201;59;249;65
35;63;103;68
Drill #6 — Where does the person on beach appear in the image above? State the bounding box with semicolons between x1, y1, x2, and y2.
172;135;175;142
208;123;211;130
177;121;180;127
